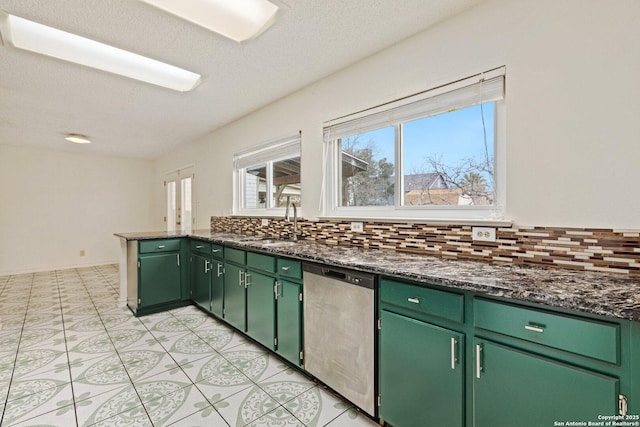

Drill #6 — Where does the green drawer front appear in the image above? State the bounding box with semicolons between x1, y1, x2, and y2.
247;252;276;273
190;240;211;255
211;244;224;259
474;298;620;363
224;247;246;265
139;239;181;253
380;278;464;323
277;258;302;280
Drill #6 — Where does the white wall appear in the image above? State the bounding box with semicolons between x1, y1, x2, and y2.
0;144;155;275
155;0;640;230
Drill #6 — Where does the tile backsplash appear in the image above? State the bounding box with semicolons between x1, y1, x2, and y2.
211;216;640;276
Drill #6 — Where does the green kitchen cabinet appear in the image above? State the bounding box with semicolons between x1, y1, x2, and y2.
473;338;619;427
191;253;211;311
275;279;303;366
246;270;277;350
210;255;224;318
128;238;187;316
379;310;464;427
139;252;181;308
245;252;303;367
224;261;247;331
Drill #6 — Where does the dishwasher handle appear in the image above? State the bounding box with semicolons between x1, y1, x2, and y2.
321;268;347;281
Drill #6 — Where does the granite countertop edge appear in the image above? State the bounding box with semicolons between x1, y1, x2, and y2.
115;230;640;321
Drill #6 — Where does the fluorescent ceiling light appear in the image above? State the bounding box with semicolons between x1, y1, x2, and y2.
140;0;279;42
0;11;201;92
65;134;91;144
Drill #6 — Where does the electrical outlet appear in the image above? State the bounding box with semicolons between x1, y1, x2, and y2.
261;218;269;226
472;227;496;242
350;222;364;233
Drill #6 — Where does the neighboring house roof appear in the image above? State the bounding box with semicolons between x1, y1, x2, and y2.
403;173;448;191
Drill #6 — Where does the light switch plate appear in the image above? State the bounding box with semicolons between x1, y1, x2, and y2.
261;218;269;226
472;226;496;242
350;222;364;233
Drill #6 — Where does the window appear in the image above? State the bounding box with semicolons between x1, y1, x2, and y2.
323;68;505;220
234;132;301;214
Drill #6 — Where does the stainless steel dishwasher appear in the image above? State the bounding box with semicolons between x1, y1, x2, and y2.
303;262;376;416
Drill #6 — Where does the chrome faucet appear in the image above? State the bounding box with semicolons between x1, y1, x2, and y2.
284;196;299;241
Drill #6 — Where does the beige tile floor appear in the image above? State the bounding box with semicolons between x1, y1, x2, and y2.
0;265;379;426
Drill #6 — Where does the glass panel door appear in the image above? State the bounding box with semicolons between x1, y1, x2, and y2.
165;166;195;232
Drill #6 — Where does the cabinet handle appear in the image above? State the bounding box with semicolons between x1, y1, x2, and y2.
245;273;251;288
195;245;203;249
281;266;290;271
451;337;457;370
212;249;220;253
239;271;244;287
157;245;165;249
476;344;483;379
217;263;223;277
204;259;211;273
524;324;545;333
407;297;420;304
176;254;180;267
274;281;279;300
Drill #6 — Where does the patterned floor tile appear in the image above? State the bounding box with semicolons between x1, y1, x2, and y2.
283;385;350;427
214;384;281;427
11;348;68;380
154;331;218;364
89;408;153;427
145;383;211;426
1;381;74;425
196;327;248;352
11;404;78;426
323;407;379;426
0;265;376;427
193;358;255;404
166;404;229;426
74;383;143;426
259;368;316;404
247;406;305;426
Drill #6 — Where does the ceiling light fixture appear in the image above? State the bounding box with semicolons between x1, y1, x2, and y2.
140;0;279;42
65;134;92;144
0;11;201;92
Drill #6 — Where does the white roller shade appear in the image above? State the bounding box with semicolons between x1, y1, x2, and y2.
324;70;504;141
234;131;301;169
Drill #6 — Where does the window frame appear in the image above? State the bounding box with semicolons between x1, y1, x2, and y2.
233;132;302;216
322;68;506;222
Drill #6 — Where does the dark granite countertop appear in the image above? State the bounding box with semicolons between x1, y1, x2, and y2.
116;230;640;321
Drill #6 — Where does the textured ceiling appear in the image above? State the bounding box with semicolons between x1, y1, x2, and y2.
0;0;482;159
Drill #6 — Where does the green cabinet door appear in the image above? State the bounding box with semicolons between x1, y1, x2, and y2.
224;262;246;331
379;310;464;427
211;260;224;318
139;253;181;308
192;253;211;311
473;339;619;427
276;279;302;366
246;271;276;350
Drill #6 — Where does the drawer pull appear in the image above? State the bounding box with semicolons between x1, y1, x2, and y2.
451;337;457;370
407;297;420;304
281;266;291;271
476;344;483;379
195;245;203;249
525;325;545;333
212;249;221;253
157;245;165;249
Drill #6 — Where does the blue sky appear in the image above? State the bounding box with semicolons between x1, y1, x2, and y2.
351;103;495;176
